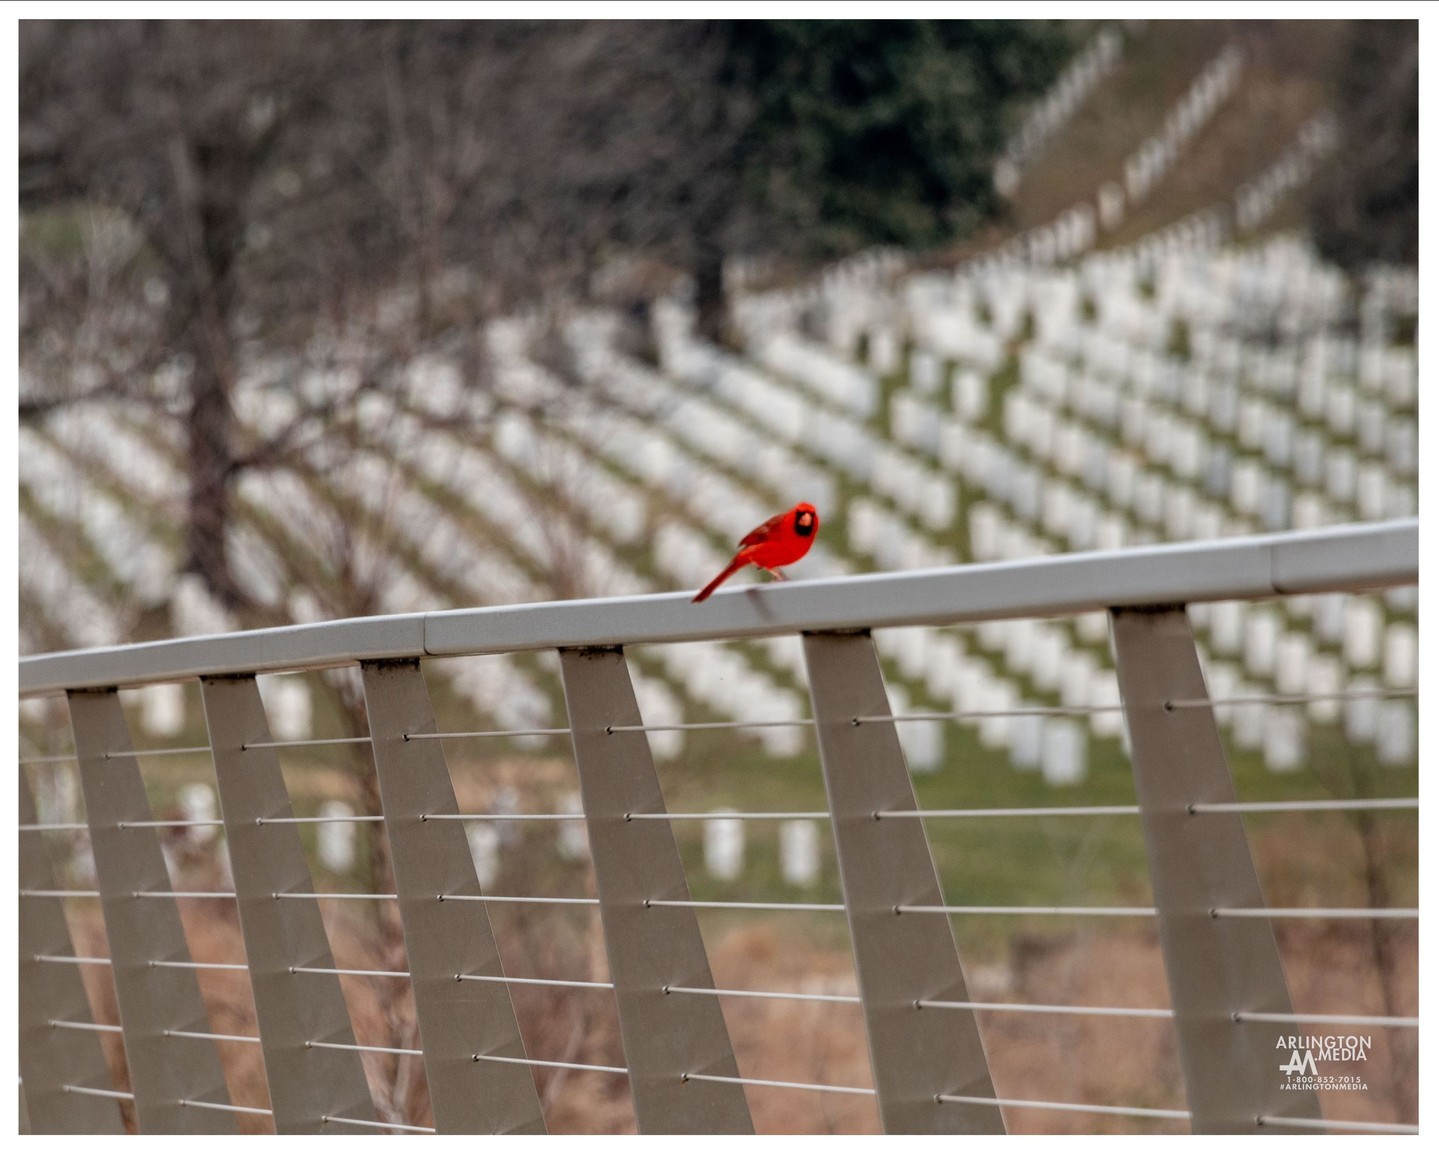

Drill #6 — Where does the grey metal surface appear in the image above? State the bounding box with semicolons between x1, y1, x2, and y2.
22;613;427;696
21;521;1416;695
558;647;753;1134
1109;608;1324;1134
18;770;127;1134
199;674;377;1134
802;632;1003;1134
66;689;235;1133
360;660;546;1134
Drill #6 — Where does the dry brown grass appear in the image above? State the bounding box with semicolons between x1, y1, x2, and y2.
61;890;1415;1134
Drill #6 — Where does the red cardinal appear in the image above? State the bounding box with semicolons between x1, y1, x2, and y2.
692;502;820;603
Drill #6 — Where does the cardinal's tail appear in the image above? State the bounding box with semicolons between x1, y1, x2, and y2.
692;555;750;603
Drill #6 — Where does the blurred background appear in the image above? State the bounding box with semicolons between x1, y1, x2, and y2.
18;18;1418;1134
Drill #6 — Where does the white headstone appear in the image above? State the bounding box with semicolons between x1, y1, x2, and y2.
1008;713;1044;771
317;800;357;874
704;812;745;881
140;684;187;737
779;820;821;887
1305;655;1342;723
179;783;219;845
1242;609;1280;677
1262;709;1305;773
1273;634;1310;696
258;677;312;742
1374;702;1416;767
466;822;501;888
1383;625;1418;689
1041;719;1087;786
1343;679;1379;743
556;792;589;860
1342;599;1382;668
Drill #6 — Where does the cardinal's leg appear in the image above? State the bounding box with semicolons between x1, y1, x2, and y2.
769;568;788;582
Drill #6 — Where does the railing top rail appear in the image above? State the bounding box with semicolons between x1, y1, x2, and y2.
19;520;1417;696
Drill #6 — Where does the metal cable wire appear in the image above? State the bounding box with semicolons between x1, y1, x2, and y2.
61;1085;134;1101
1234;1010;1418;1029
403;728;570;742
179;1099;273;1117
164;1029;261;1044
936;1092;1190;1121
605;718;814;734
242;737;373;750
1165;688;1418;711
290;965;410;980
1257;1115;1419;1134
102;746;213;759
473;1053;627;1075
307;1039;422;1057
681;1071;873;1097
322;1114;434;1133
48;1020;122;1034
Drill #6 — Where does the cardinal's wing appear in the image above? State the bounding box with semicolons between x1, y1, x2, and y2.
738;510;788;549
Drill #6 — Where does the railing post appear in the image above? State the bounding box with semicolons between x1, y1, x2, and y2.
802;631;1004;1134
360;660;547;1133
1109;606;1324;1133
18;769;126;1133
66;689;234;1133
199;675;376;1134
558;646;753;1135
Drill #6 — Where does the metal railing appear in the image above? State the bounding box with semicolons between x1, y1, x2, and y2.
18;520;1418;1134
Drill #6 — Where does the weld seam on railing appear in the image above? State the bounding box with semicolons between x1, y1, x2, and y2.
164;1029;261;1044
472;1054;627;1075
1258;1115;1419;1134
289;965;411;979
916;999;1173;1019
936;1092;1190;1120
179;1099;273;1116
322;1115;435;1133
48;1019;122;1034
307;1040;422;1057
61;1085;134;1101
1234;1011;1418;1029
681;1071;873;1096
